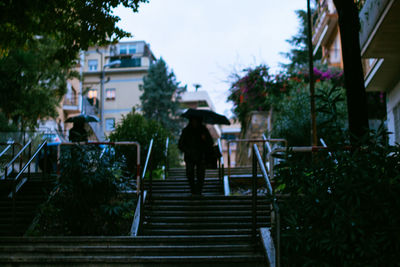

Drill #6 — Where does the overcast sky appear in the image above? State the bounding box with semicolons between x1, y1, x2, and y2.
115;0;307;117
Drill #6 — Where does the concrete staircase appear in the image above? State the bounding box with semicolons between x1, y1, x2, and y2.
0;178;51;236
0;168;270;266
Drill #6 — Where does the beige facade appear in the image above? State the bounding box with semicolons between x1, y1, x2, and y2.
358;0;400;144
312;0;343;68
82;41;155;139
313;0;400;144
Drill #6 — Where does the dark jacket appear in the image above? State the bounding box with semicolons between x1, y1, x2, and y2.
178;124;213;162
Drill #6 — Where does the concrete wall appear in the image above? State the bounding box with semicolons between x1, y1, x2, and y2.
386;80;400;145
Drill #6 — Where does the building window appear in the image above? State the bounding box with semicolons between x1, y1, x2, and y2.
119;45;127;54
109;56;141;68
119;44;136;55
128;45;137;54
105;118;115;131
88;59;98;71
105;88;116;101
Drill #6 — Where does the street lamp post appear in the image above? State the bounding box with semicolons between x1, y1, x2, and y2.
100;60;121;138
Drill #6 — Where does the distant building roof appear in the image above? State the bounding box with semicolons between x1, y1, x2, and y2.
180;90;216;111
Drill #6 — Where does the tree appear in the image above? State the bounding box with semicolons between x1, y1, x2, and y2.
0;0;148;130
109;108;174;175
281;9;322;72
0;37;75;130
332;0;369;143
0;0;148;66
140;58;186;135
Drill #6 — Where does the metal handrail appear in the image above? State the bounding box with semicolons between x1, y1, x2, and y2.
252;144;280;267
131;139;154;236
0;143;13;159
11;141;48;234
227;138;287;179
217;138;224;185
4;140;32;179
141;138;154;196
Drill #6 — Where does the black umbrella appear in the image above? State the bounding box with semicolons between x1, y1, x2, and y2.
181;108;230;125
65;114;99;123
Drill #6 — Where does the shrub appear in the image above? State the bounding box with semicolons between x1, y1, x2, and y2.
108;109;175;175
29;145;134;236
275;130;400;266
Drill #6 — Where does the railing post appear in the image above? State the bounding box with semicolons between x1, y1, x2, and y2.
275;205;281;267
43;143;48;180
252;145;258;241
28;142;31;180
11;144;15;175
12;179;16;235
164;137;169;180
227;142;231;179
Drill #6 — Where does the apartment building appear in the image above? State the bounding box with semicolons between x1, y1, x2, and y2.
312;0;400;139
312;0;343;68
82;41;155;139
359;0;400;144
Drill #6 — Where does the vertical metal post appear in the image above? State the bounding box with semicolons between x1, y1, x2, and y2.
149;165;153;200
43;143;48;180
307;0;318;146
165;137;169;180
252;146;257;241
28;142;31;180
12;145;15;174
227;142;231;179
12;179;16;234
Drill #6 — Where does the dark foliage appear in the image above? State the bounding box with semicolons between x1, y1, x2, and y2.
30;145;134;235
140;58;186;137
109;109;176;176
275;129;400;266
0;0;148;65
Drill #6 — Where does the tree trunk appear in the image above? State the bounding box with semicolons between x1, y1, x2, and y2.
333;0;369;143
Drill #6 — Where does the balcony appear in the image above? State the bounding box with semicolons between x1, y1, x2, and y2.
63;95;80;114
360;0;400;91
312;0;338;56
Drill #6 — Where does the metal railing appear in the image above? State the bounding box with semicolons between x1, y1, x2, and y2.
4;141;32;180
131;139;154;236
252;144;281;267
217;138;224;185
227;138;287;179
164;137;169;180
63;95;78;106
11;141;49;231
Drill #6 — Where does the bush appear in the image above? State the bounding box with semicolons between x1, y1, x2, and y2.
29;145;135;236
109;108;180;175
272;84;347;146
275;130;400;266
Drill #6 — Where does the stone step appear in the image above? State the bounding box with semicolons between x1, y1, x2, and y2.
144;222;268;229
0;244;258;256
140;229;256;236
145;216;270;223
0;235;256;245
145;205;270;211
144;210;269;216
0;254;266;266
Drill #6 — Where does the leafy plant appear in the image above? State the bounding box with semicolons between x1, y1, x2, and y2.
109;108;178;175
275;129;400;266
29;145;135;236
